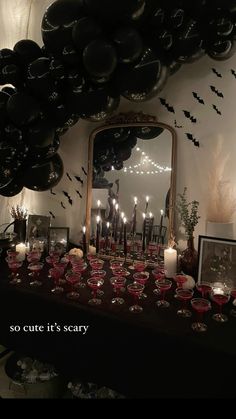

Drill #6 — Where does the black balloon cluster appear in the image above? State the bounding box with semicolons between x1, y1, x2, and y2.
1;0;236;196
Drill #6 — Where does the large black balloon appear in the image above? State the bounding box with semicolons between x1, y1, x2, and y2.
208;38;236;60
113;26;143;63
42;0;85;53
23;153;64;191
72;17;102;51
174;19;205;63
7;92;40;126
14;40;42;65
134;126;164;139
0;177;23;197
83;39;117;79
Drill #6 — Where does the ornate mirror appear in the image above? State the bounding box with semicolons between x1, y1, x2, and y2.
86;112;177;253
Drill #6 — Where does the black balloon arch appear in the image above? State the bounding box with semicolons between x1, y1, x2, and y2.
0;0;236;196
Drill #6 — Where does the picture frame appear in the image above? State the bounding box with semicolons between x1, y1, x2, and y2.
197;235;236;287
48;227;69;255
27;215;51;251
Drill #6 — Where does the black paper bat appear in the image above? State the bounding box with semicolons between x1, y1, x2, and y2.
61;202;66;209
183;110;197;123
159;98;175;113
66;172;73;181
82;167;87;176
185;133;200;147
50;189;56;195
192;92;205;105
63;191;73;206
210;85;224;98
212;104;222;115
174;120;183;128
49;211;55;219
76;190;82;198
75;175;84;185
212;68;222;78
231;69;236;79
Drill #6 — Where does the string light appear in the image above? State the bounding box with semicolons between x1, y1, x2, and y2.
122;145;171;175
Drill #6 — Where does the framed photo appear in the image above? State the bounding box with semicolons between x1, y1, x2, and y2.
48;227;69;255
197;235;236;287
27;215;51;251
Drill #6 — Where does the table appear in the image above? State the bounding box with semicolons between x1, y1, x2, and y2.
0;258;236;398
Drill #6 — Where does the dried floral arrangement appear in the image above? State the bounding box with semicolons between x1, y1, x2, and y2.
10;205;28;220
206;136;236;223
176;187;200;239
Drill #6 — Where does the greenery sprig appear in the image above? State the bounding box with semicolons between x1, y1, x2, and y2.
176;187;200;238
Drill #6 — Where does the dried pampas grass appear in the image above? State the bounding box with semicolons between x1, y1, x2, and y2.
207;135;236;222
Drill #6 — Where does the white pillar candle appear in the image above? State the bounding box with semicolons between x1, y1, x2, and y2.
164;247;177;278
16;243;26;261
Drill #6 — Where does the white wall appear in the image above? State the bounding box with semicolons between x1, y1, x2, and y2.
1;1;236;249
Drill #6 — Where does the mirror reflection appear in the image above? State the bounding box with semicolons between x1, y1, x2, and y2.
87;121;176;260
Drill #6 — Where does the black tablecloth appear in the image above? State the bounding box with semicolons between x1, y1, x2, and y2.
0;259;236;398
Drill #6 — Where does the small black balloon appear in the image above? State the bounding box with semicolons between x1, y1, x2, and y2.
83;39;117;78
7;92;41;127
4;124;23;143
208;38;236;60
50;59;65;80
23;153;64;191
14;40;42;64
0;49;18;69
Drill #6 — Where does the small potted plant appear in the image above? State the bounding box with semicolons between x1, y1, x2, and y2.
176;187;200;277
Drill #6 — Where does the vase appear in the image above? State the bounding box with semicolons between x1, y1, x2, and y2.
206;221;234;240
13;219;26;243
179;236;198;279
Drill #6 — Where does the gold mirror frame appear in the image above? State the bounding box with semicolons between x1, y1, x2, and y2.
85;112;177;245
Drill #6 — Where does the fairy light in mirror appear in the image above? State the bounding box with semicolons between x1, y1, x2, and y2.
123;145;171;175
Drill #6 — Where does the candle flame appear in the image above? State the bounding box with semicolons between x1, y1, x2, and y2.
82;226;86;234
121;212;125;219
149;212;153;218
134;196;138;204
96;215;100;223
115;203;119;211
123;217;127;224
107;222;110;228
146;196;149;202
97;200;101;207
142;213;146;219
112;199;116;205
160;209;164;215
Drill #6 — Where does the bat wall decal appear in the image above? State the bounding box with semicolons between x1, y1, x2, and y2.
192;92;205;104
210;85;224;98
49;211;55;219
211;68;222;78
183;110;197;123
212;104;222;115
66;172;73;181
159;98;175;113
82;167;87;176
185;133;200;147
75;175;84;185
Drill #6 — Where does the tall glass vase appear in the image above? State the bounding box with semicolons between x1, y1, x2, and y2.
179;236;198;279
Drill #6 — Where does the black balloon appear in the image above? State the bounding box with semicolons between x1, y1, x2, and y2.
26;118;55;148
208;38;236;60
83;39;117;79
27;57;55;98
13;40;42;64
7;92;40;126
72;17;102;51
42;0;85;53
2;64;21;86
85;0;144;21
0;49;18;69
23;153;64;191
62;45;80;65
134;126;164;139
50;59;65;80
82;96;120;121
0;177;23;197
4;124;23;144
0;91;10;127
28;135;60;163
113;26;143;63
1;86;17;96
